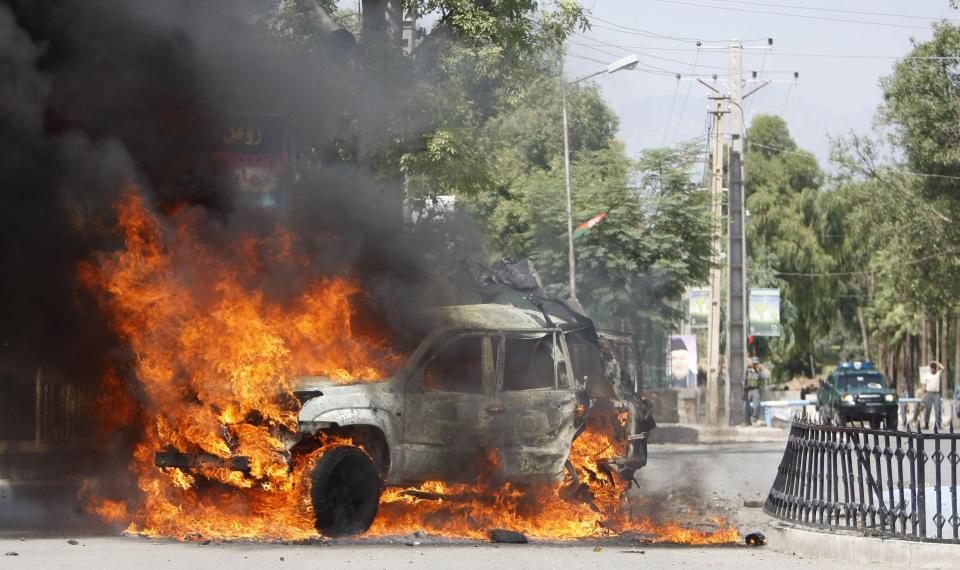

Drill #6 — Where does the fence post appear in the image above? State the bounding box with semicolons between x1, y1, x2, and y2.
894;432;907;535
908;431;919;538
917;433;927;539
933;426;945;539
950;422;959;541
840;428;852;526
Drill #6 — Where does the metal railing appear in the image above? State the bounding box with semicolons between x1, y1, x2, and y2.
765;414;960;543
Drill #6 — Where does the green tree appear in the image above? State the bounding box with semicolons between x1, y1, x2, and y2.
826;133;960;393
486;143;712;330
881;22;960;201
386;1;589;198
745;115;831;376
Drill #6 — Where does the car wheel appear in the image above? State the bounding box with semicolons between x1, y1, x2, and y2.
310;446;381;537
885;410;898;430
836;413;847;426
869;417;882;430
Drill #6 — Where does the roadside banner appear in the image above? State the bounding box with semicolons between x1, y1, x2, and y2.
688;287;709;328
669;334;698;389
749;288;781;337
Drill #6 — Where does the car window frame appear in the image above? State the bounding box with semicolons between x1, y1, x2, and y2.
413;332;500;396
560;330;611;390
837;371;887;392
496;329;571;392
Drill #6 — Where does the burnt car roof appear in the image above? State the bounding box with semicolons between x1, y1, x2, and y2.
421;304;569;331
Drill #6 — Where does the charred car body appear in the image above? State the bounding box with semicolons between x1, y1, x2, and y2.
157;262;655;536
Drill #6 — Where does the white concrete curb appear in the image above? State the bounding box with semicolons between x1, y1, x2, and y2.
764;519;958;568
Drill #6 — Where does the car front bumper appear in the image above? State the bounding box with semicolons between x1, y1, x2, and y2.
839;403;897;420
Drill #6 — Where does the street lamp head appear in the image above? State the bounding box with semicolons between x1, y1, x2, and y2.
606;54;639;74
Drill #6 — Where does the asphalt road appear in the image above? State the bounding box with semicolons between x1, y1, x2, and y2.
0;538;899;570
638;441;785;503
0;441;901;569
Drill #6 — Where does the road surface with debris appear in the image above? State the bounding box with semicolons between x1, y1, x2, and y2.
0;537;902;570
2;442;894;569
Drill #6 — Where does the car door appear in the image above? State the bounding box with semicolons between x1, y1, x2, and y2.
398;332;499;482
493;330;580;484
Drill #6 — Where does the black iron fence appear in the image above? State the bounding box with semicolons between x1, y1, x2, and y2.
765;415;960;543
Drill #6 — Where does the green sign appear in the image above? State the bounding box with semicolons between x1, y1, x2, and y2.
688;287;709;328
749;288;781;337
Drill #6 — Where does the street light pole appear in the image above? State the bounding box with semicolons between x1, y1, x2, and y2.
562;85;576;299
562;54;639;301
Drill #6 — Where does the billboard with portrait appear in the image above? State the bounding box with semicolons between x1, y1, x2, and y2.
669;334;698;389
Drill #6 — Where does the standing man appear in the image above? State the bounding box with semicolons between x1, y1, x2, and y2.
744;357;767;425
922;361;944;430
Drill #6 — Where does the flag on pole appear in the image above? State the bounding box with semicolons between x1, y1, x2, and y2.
573;212;607;240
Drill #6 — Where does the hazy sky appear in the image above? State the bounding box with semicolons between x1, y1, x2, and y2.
563;1;960;166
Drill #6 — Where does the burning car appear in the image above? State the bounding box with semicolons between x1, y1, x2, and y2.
156;299;654;537
146;257;653;537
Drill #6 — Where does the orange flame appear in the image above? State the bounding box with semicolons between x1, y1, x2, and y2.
81;187;395;539
82;187;738;545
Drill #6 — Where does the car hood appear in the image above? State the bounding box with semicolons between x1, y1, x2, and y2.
294;375;394;394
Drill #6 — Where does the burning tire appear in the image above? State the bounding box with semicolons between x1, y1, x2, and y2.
310;446;381;537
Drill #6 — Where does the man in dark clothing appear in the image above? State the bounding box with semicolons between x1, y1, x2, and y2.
744;357;768;425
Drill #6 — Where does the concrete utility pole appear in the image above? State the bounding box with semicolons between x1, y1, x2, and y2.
685;39;792;425
706;94;726;426
727;144;747;425
726;39;797;425
726;40;748;426
728;42;745;156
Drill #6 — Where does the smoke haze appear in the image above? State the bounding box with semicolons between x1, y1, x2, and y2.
0;0;469;518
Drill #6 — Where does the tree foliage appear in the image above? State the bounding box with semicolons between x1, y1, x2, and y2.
745;115;831;375
254;0;715;378
881;22;960;201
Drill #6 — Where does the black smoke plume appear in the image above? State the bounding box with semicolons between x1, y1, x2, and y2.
0;0;472;528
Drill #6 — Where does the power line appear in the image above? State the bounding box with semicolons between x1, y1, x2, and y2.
566;52;678;76
694;0;960;23
568;41;629;60
661;77;682;146
747;141;960;181
670;46;701;144
566;52;610;66
774;247;960;278
571;35;710;73
779;82;793;117
567;40;709;76
588;15;730;44
655;0;932;31
570;37;960;61
638;50;730;71
766;53;960;61
572;36;798;77
744;49;767;120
